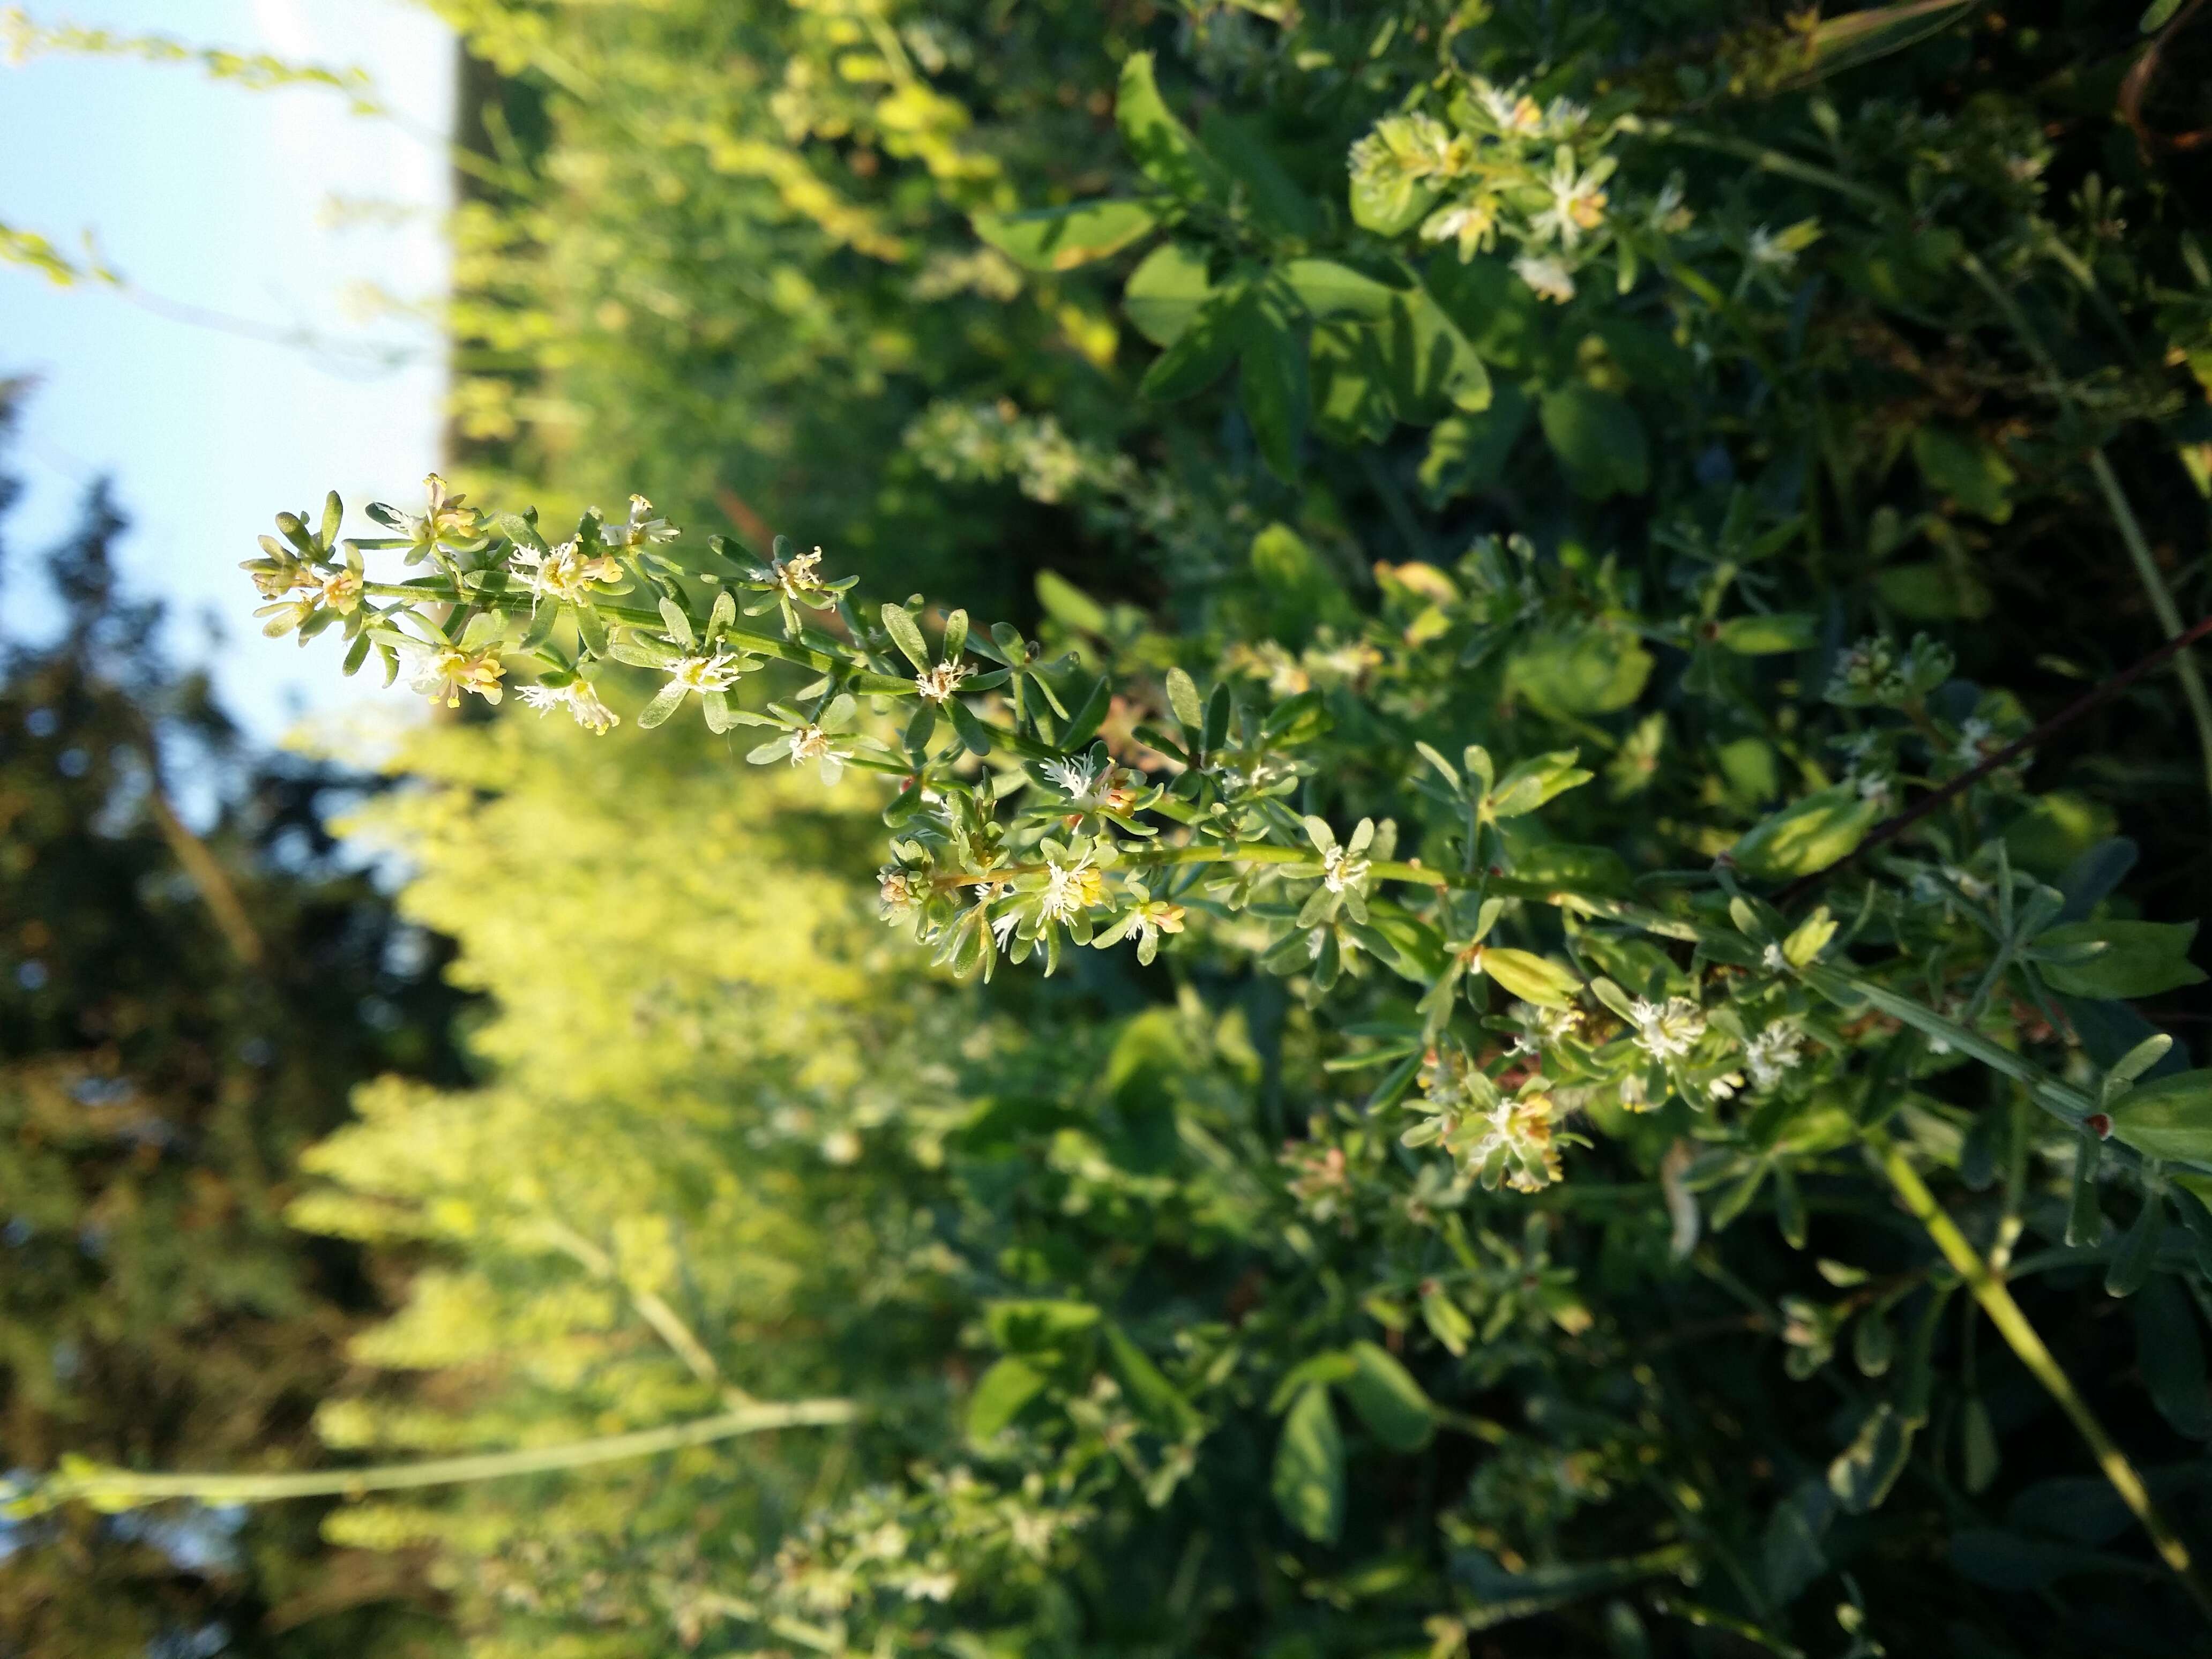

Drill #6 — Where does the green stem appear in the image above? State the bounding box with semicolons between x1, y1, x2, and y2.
2086;450;2212;805
18;1399;855;1514
1868;1132;2212;1621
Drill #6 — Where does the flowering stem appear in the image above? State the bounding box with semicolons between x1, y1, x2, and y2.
14;1399;857;1515
1867;1130;2212;1622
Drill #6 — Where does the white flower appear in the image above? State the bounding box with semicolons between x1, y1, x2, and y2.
1744;1022;1805;1090
1746;225;1797;272
1530;150;1609;249
667;651;748;694
1954;718;1993;765
1471;78;1544;138
409;645;504;707
820;1129;862;1165
788;723;850;784
1512;252;1576;303
1761;942;1787;973
600;493;678;551
772;544;827;599
518;679;620;734
990;907;1022;951
1041;755;1101;799
902;1571;958;1603
1628;996;1706;1061
915;659;972;703
512;537;622;606
1855;771;1895;811
1038;857;1104;923
1510;1000;1583;1056
1619;1073;1654;1112
1321;843;1370;894
1421;198;1500;260
1708;1071;1744;1102
1542;97;1589;138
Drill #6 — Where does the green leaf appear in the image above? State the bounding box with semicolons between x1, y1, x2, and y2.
2033;921;2205;999
1419;384;1531;504
1828;1402;1912;1513
1240;290;1310;482
1479;948;1582;1010
1798;1;1974;84
947;696;993;757
985;1299;1102;1355
1761;1479;1836;1608
1266;1350;1359;1413
2144;0;2187;28
1123;242;1216;347
1732;786;1881;880
1539;384;1649;499
880;603;931;673
2106;1198;2164;1298
1165;666;1204;734
1278;258;1400;322
635;679;688;730
1423;252;1546;371
1487;750;1591;818
2134;1277;2212;1437
973;199;1162;272
1139;283;1249;402
1506;622;1653;716
1103;1324;1204;1440
1035;571;1107;634
2109;1072;2212;1167
1874;558;1993;621
1717;614;1819;655
1117;53;1228;204
1375;285;1491;423
1340;1341;1434;1452
967;1357;1047;1441
1912;425;2015;522
1271;1384;1344;1543
1197;108;1320;237
496;511;548;555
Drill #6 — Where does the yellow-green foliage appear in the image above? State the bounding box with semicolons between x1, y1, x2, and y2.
290;714;970;1641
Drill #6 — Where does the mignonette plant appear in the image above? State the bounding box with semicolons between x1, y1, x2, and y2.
24;1;2212;1654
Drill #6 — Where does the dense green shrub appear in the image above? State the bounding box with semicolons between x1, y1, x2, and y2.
23;2;2212;1655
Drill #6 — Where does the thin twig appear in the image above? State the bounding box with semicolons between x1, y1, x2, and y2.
1775;612;2212;908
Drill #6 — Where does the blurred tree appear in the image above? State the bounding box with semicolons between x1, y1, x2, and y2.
0;382;468;1656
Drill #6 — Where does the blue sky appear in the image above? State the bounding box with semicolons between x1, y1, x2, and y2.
3;0;452;735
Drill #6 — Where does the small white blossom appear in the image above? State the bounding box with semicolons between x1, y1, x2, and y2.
1761;942;1787;973
1708;1071;1744;1102
1471;78;1544;137
1628;996;1706;1061
1041;754;1102;799
601;493;679;551
409;645;504;707
1746;225;1798;272
512;537;622;606
1531;150;1609;249
1512;252;1576;303
1954;718;1993;765
1511;1000;1583;1056
788;723;850;784
772;544;827;599
915;659;973;703
1038;858;1104;923
518;679;619;734
1321;843;1370;894
1744;1022;1805;1090
667;651;748;694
